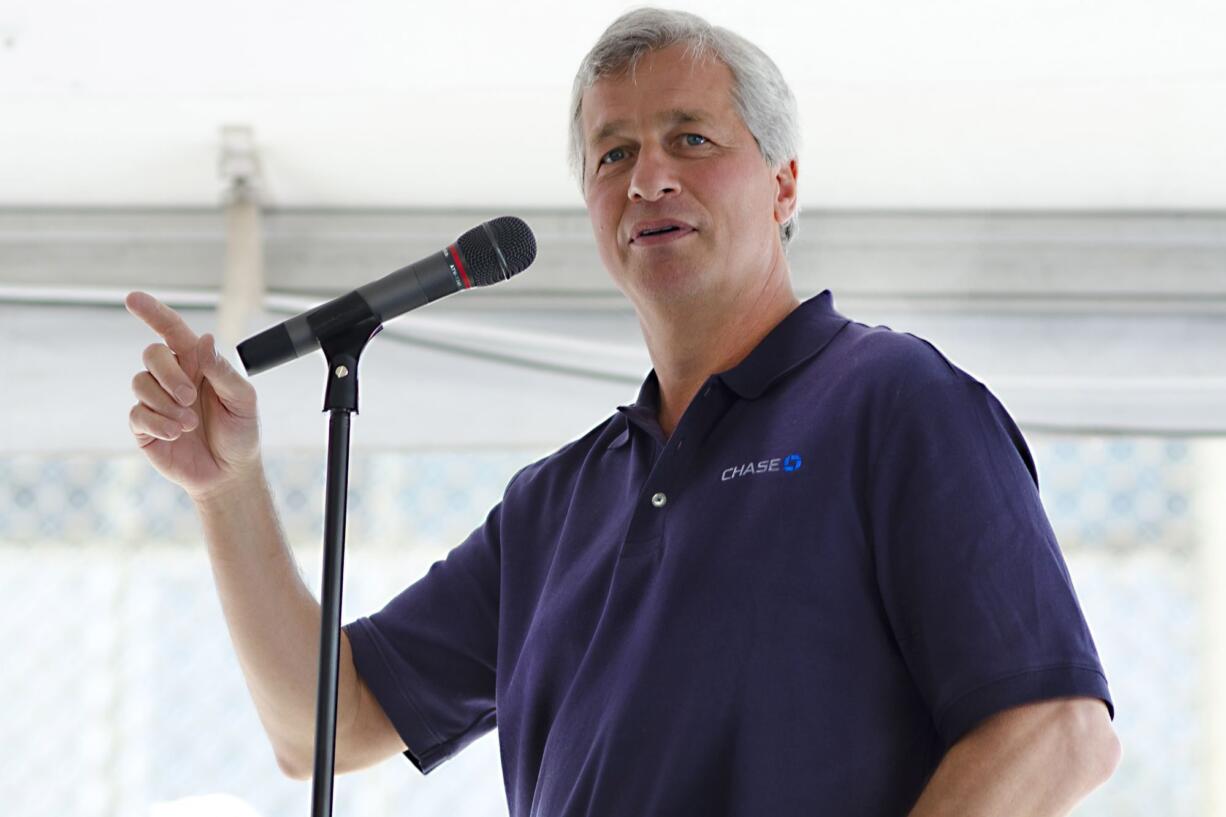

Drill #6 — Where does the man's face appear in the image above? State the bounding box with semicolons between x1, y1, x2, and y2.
580;43;797;312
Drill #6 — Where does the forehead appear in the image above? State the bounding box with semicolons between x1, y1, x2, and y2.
580;45;737;142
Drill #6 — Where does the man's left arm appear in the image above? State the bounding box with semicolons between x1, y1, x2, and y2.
907;696;1121;817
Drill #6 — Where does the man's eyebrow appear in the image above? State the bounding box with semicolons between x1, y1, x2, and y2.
588;108;716;146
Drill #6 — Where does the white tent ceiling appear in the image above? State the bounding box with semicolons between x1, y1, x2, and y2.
2;0;1224;209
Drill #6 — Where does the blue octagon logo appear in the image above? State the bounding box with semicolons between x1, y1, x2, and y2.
783;453;803;472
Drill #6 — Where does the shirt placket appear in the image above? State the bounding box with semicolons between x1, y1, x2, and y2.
620;378;734;555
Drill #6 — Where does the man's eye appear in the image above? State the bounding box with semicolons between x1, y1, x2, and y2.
683;134;708;146
600;147;627;165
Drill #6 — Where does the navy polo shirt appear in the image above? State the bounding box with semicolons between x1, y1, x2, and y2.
344;289;1114;816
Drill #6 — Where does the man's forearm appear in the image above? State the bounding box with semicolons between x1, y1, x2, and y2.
907;698;1120;817
194;464;355;774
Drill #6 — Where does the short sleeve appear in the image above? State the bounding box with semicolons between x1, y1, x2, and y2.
867;372;1114;749
343;500;502;774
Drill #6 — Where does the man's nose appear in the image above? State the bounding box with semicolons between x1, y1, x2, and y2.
627;145;681;202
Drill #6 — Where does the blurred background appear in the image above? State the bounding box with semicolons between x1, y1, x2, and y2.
1;0;1224;815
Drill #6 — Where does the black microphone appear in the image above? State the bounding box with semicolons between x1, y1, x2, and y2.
237;216;536;375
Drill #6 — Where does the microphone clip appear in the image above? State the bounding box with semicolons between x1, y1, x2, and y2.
319;315;384;414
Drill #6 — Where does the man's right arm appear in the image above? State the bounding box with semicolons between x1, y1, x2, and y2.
194;466;408;779
123;291;409;777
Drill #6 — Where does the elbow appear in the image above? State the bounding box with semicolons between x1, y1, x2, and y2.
1070;701;1123;788
1090;725;1123;785
275;748;313;781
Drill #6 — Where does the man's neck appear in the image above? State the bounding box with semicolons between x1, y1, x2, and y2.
637;274;800;439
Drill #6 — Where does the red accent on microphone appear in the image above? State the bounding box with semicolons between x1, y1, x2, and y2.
448;244;472;289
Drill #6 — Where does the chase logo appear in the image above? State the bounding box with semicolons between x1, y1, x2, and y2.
721;453;803;482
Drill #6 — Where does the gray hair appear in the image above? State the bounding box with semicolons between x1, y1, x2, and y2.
568;7;802;249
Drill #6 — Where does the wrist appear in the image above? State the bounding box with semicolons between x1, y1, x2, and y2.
190;461;268;508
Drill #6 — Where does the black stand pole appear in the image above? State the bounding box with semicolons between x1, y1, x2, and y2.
310;316;383;817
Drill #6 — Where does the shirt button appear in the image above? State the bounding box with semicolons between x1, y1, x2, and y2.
651;492;667;508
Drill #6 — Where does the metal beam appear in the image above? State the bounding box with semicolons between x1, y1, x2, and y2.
2;208;1224;310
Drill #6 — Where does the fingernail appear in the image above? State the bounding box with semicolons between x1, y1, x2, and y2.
177;386;196;405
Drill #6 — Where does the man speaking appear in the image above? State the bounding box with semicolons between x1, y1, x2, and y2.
126;8;1119;815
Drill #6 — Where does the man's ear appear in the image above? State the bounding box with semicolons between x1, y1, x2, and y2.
773;158;799;224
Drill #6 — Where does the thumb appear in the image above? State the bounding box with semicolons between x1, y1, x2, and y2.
198;333;257;414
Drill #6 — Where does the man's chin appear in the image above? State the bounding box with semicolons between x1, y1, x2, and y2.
625;262;712;308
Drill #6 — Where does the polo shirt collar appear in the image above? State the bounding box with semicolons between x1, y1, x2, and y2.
717;288;849;399
609;372;663;449
609;290;849;449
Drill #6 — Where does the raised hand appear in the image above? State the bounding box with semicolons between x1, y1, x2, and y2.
125;291;263;501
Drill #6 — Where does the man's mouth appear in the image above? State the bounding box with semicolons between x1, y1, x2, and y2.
631;221;697;245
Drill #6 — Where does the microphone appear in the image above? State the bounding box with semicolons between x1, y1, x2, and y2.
237;216;536;375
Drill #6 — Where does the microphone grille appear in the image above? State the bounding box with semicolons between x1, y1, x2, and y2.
456;216;537;287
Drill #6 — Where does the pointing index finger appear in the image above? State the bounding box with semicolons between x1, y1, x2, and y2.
125;291;199;354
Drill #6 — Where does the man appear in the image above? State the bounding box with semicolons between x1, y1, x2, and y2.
126;8;1119;816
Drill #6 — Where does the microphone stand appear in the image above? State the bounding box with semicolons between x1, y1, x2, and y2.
310;314;383;817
